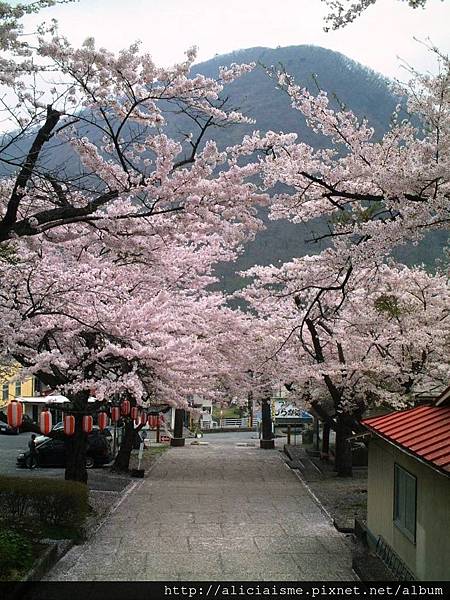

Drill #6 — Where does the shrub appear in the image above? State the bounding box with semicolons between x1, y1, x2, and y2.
0;528;34;580
0;476;88;531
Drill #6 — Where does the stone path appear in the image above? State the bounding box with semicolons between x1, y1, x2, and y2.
47;436;356;581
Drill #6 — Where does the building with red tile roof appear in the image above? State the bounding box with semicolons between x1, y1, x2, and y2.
361;391;450;581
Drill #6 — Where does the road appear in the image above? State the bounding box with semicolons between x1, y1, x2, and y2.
0;430;289;492
0;431;130;491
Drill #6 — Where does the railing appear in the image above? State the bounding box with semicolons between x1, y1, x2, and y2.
375;536;415;580
220;417;249;428
201;417;252;429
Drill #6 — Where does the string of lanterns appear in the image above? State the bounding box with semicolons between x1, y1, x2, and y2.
6;399;164;436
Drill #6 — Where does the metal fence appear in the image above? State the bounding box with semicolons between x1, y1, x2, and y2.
222;417;249;428
375;536;416;580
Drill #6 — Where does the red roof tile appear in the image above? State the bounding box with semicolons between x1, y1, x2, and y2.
362;405;450;475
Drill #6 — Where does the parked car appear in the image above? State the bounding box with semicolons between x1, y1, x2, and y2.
34;421;64;445
104;424;122;442
35;423;113;445
17;431;111;469
0;421;19;435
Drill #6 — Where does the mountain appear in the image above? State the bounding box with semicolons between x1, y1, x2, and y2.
193;45;396;144
189;46;446;289
1;45;446;283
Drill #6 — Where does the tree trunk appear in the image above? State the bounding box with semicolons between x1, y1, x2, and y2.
334;413;353;477
64;391;90;483
112;417;136;473
64;414;88;483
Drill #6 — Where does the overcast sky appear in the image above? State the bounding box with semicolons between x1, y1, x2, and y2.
22;0;450;80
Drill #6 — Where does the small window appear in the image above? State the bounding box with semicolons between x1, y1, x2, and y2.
2;384;8;401
394;464;417;542
34;378;43;395
15;381;21;397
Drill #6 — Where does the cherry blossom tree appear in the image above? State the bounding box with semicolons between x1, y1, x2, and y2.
236;49;449;268
0;29;262;245
224;45;450;473
0;1;74;80
238;260;450;474
232;49;449;389
0;26;273;479
0;218;258;480
321;0;441;30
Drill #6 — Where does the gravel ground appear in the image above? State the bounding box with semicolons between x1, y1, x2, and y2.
129;443;168;471
85;489;123;538
284;445;398;581
308;464;367;530
285;445;367;529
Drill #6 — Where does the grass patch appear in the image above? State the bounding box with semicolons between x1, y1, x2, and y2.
212;406;243;419
0;475;88;532
0;475;89;579
130;444;168;471
147;445;169;456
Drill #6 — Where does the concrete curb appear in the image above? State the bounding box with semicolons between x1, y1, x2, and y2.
7;475;143;593
6;539;74;600
281;453;361;582
283;457;335;523
37;450;168;582
143;445;169;476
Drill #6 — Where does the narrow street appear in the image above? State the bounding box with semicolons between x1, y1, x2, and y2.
46;434;356;581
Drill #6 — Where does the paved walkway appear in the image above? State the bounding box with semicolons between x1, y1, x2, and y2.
47;436;355;581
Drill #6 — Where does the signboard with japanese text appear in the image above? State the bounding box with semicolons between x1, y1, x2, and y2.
273;400;313;423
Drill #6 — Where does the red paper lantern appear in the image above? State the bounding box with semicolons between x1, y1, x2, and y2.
7;400;23;429
120;399;130;416
98;411;108;431
39;410;52;435
140;412;147;426
64;415;75;436
111;406;120;422
82;415;93;434
130;406;138;420
148;414;158;428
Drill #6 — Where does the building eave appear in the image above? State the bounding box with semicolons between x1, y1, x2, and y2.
364;424;450;479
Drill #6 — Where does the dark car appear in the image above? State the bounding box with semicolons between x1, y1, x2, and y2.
34;421;65;445
0;421;19;435
17;432;111;469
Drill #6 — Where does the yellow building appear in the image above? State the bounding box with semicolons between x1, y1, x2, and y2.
0;367;47;417
1;367;34;406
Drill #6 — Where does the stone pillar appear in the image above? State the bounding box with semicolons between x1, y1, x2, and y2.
260;398;274;449
170;408;185;447
247;391;254;428
321;422;330;460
